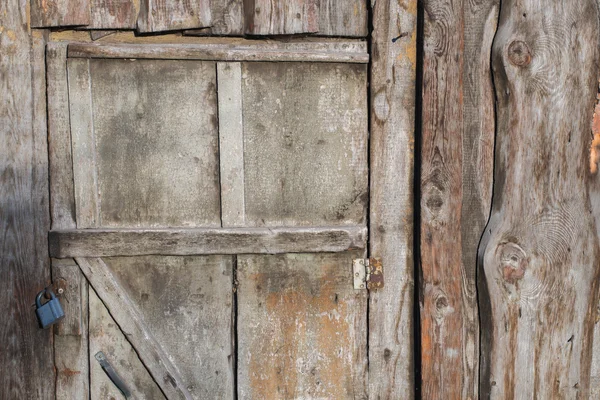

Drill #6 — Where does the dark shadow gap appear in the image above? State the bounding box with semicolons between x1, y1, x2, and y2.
413;0;426;398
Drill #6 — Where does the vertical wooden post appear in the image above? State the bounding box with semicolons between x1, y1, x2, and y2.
0;13;54;399
479;0;600;397
369;0;417;398
420;0;498;398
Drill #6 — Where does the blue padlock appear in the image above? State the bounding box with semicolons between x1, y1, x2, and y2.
35;288;65;329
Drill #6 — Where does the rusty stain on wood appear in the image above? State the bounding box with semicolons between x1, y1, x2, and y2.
238;252;367;399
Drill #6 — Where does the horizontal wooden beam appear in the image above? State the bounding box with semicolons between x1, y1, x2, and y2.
50;226;367;257
67;43;369;63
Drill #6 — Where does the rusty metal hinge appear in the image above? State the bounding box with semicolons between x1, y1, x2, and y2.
353;258;384;290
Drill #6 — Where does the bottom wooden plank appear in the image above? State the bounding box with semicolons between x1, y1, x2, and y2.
104;255;235;399
89;287;165;400
237;252;367;399
53;259;89;400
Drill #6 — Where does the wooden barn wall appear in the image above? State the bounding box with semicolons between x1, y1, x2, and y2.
5;0;600;397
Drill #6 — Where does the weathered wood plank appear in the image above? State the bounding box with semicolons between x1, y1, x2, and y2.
318;0;367;37
367;1;417;398
75;257;193;399
478;1;600;398
88;58;220;228
49;226;367;257
53;260;85;336
243;0;319;35
241;62;368;227
89;288;166;400
88;0;138;29
420;0;498;398
67;42;370;63
105;255;234;399
53;259;89;400
218;62;246;227
30;0;90;27
136;0;211;32
237;252;368;399
47;42;76;230
67;58;99;229
184;0;243;35
0;24;54;398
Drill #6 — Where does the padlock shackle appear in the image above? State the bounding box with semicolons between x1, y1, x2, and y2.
35;288;56;307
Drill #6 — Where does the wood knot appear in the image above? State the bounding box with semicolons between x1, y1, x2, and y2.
508;40;532;67
497;242;528;283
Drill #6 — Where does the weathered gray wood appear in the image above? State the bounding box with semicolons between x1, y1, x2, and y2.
0;25;54;398
184;0;243;35
217;62;245;227
53;260;85;336
67;42;370;63
53;259;89;400
478;1;600;398
237;252;367;399
420;0;498;397
73;58;221;228
105;255;234;399
49;226;367;257
136;0;211;32
88;0;138;29
241;62;368;227
243;0;319;35
30;0;90;27
75;257;193;399
47;42;76;230
318;0;367;37
67;58;99;229
367;1;417;398
89;288;166;400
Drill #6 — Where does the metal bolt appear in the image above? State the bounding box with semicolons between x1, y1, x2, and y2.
57;288;64;295
355;272;360;277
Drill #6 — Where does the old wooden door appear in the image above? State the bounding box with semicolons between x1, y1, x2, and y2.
47;39;382;399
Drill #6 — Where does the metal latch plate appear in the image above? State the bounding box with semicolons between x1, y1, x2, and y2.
353;258;384;290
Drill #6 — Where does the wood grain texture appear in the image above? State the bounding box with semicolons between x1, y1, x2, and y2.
420;0;498;398
76;257;193;399
49;226;367;257
184;0;244;35
30;0;90;27
53;259;89;400
136;0;211;32
237;252;368;399
105;255;234;399
88;0;138;29
67;58;100;228
241;62;368;227
367;1;417;398
88;287;167;400
47;42;76;230
318;0;367;37
478;1;600;398
67;42;370;63
0;25;54;399
218;62;245;227
243;0;319;35
70;58;221;228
